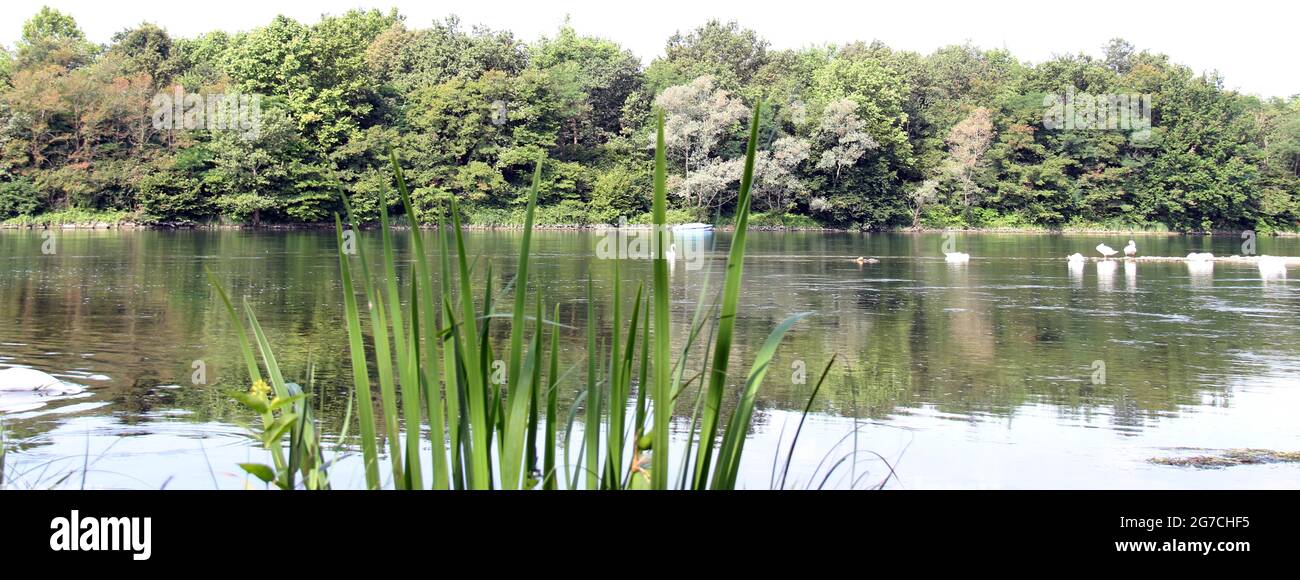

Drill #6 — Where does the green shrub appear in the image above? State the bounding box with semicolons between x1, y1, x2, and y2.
461;206;516;226
589;163;650;224
628;207;702;225
0;177;40;218
3;208;131;226
920;204;968;229
535;199;590;225
138;171;210;223
975;209;1037;230
215;193;276;223
733;211;823;229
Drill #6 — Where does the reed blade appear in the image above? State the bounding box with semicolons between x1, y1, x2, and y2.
650;110;672;490
692;102;763;489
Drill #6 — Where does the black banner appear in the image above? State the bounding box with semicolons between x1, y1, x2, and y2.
1;490;1290;570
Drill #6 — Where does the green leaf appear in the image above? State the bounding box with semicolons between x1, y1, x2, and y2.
230;391;270;415
239;463;277;484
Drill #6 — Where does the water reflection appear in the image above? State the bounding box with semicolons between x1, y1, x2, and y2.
1125;260;1137;293
1187;260;1215;287
1067;259;1084;289
1258;258;1287;282
1097;260;1117;291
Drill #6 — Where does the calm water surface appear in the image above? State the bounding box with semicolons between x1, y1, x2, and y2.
1;229;1298;489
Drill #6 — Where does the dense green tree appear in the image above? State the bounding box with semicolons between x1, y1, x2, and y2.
15;6;95;69
366;16;527;92
532;24;643;148
108;23;176;88
646;20;769;94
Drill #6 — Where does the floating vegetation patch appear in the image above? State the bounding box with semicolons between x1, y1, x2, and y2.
1151;448;1300;469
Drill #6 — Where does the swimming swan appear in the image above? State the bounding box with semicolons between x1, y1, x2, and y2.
0;367;76;393
1096;244;1117;259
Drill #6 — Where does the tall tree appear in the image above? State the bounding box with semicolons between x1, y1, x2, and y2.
654;75;748;208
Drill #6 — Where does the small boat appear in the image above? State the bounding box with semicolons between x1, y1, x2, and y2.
672;223;713;232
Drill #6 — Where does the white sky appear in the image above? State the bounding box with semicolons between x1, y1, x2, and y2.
3;0;1296;98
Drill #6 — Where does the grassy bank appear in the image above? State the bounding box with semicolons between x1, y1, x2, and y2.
2;209;133;228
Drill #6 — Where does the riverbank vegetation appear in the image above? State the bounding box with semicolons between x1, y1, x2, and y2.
1;7;1298;232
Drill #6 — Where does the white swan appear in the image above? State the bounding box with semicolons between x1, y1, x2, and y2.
1096;244;1117;259
664;243;676;263
0;368;86;413
0;367;82;396
944;252;970;263
0;367;65;391
1123;240;1137;258
1067;254;1084;287
1186;252;1214;261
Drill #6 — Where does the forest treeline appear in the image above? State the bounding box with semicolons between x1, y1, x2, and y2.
1;7;1298;231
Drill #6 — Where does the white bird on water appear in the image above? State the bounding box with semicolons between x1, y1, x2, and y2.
1124;240;1137;258
1067;253;1085;285
1186;252;1214;261
944;252;970;263
1096;243;1118;259
0;368;84;413
664;243;676;263
0;367;81;395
